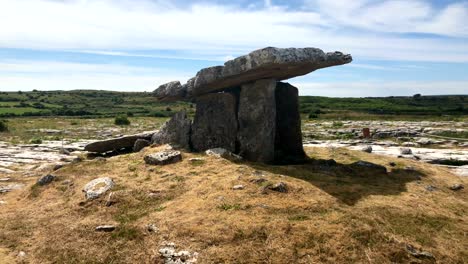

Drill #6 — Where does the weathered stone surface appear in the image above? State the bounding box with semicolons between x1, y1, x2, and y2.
191;93;238;152
133;139;150;152
193;47;351;96
205;148;242;161
154;81;186;102
274;82;305;163
85;132;154;153
83;177;114;200
144;150;182;165
238;79;276;163
151;111;191;150
154;47;352;101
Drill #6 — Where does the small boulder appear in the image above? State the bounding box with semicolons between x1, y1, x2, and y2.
133;139;150;152
95;225;116;232
405;244;434;259
232;185;245;190
264;182;288;193
37;174;56;186
144;150;182;165
83;177;114;200
449;184;464;191
52;164;64;171
361;145;373;153
146;223;158;233
400;148;413;155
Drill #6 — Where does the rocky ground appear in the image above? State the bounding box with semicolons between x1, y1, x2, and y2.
303;120;468;176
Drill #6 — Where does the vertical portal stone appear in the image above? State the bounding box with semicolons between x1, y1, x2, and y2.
275;82;306;163
238;79;276;163
191;93;238;152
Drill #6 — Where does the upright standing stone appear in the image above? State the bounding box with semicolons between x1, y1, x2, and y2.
191;93;238;152
238;79;277;163
274;82;306;163
151;111;192;150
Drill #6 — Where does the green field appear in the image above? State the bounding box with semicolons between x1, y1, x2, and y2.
0;90;466;121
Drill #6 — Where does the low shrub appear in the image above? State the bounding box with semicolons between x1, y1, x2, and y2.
114;115;131;126
0;120;8;132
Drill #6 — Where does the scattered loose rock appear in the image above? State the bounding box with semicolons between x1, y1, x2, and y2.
205;148;242;161
264;182;288;193
158;242;198;264
83;177;114;200
361;145;373;153
95;225;116;232
146;223;158;233
232;185;244;190
449;184;464;191
406;244;435;259
400;148;413;155
0;177;10;182
37;174;56;186
425;185;437;192
133;139;150;152
144;150;182;165
52;163;64;171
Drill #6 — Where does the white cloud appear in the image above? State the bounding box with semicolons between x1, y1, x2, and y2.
0;60;190;91
0;0;466;62
293;81;468;97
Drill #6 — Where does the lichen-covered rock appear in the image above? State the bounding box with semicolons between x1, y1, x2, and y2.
144;150;182;165
191;93;238;152
151;111;191;150
238;79;277;163
193;47;352;96
205;148;242;161
83;177;114;200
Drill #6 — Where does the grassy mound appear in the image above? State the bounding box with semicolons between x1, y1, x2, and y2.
0;147;466;263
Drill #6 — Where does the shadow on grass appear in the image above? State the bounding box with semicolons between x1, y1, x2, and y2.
251;158;426;206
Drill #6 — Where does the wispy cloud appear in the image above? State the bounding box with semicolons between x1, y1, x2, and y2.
0;0;467;62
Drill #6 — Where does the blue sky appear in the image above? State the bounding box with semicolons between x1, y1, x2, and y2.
0;0;467;96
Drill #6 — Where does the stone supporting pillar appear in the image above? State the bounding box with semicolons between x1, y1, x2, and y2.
274;82;306;163
191;93;238;152
237;79;277;163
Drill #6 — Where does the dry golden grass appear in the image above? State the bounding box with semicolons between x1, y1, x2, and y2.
0;146;467;263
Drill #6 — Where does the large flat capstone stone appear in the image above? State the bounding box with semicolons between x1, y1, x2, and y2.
154;47;352;101
237;79;277;163
191;93;238;152
85;132;154;153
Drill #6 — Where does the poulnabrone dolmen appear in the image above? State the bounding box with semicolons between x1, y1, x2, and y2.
85;47;352;164
154;47;352;164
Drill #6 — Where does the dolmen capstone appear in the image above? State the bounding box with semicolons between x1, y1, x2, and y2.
153;47;352;164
